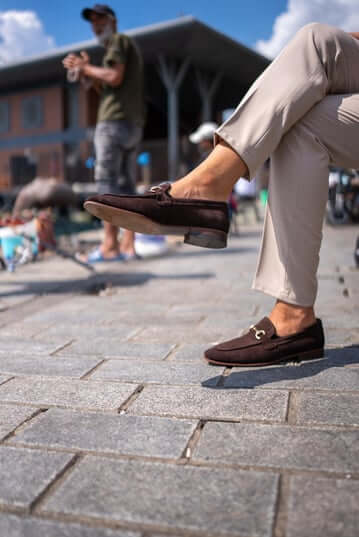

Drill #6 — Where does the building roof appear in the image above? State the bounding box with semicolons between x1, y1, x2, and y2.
0;16;269;92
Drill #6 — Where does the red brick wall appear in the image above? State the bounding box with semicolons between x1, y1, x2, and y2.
0;86;64;140
0;143;65;190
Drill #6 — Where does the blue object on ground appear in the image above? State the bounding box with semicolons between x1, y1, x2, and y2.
85;248;125;264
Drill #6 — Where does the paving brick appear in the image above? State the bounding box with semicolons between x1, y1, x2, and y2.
0;446;73;509
296;392;359;426
0;322;51;338
194;422;359;473
128;385;288;422
91;360;222;386
100;342;174;359
0;514;140;537
59;340;173;359
224;362;359;391
116;311;203;326
0;355;101;378
34;323;121;340
0;404;38;439
287;476;359;537
24;310;105;324
0;375;10;386
12;408;197;459
0;338;64;356
0;377;138;411
171;344;210;361
56;331;142;356
132;325;233;344
41;457;279;537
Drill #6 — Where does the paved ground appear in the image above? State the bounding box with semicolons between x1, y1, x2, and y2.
0;218;358;537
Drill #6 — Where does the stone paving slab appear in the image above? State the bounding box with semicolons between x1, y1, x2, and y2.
91;360;222;386
0;338;65;356
194;422;359;473
34;323;124;340
41;457;279;537
12;408;197;459
222;361;359;391
170;343;209;361
0;322;52;338
0;377;139;411
128;385;289;422
58;340;173;359
133;325;245;344
0;404;38;440
296;392;359;426
56;333;144;357
0;446;73;509
23;309;109;324
0;356;101;378
115;311;204;326
286;475;359;537
324;329;359;346
0;375;10;386
0;514;140;537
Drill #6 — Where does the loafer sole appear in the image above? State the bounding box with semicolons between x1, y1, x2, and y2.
205;347;324;367
84;201;227;249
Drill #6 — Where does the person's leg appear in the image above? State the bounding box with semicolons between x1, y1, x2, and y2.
170;23;359;201
205;92;359;365
101;221;121;256
253;92;359;335
117;124;143;258
94;122;122;258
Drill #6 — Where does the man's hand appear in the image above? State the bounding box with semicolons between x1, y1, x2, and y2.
62;51;90;72
63;50;124;87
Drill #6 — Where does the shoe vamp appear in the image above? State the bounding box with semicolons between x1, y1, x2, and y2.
118;199;228;230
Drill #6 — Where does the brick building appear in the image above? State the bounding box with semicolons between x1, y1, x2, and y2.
0;16;268;192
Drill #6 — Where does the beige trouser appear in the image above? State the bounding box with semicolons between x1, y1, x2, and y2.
216;23;359;306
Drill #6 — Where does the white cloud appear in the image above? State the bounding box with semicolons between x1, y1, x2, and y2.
0;10;55;65
256;0;359;58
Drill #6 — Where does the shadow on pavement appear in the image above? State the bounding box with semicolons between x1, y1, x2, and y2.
0;270;215;298
202;346;359;389
167;246;258;259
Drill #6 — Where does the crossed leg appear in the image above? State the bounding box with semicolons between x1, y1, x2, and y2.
170;24;359;340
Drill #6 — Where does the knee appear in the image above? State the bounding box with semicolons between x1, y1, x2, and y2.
294;22;333;46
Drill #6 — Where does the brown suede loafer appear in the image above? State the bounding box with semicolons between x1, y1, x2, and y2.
204;317;325;367
84;183;229;249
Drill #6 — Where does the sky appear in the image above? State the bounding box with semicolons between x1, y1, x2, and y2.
1;0;359;65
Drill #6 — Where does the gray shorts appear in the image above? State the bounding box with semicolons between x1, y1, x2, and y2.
94;120;143;195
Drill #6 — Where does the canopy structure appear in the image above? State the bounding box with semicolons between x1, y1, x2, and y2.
0;16;269;180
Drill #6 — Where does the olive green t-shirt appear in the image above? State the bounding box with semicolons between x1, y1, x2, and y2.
97;33;145;124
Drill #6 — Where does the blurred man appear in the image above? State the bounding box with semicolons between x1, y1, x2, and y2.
63;4;145;262
189;122;218;164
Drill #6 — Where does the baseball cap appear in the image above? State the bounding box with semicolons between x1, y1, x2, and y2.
189;122;218;144
81;4;116;20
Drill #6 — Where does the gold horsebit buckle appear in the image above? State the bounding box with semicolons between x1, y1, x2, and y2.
250;325;266;340
150;185;163;193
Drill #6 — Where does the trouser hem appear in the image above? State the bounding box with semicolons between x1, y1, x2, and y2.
251;283;315;307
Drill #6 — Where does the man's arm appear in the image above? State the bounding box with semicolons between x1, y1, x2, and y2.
63;51;125;87
349;32;359;40
81;62;125;87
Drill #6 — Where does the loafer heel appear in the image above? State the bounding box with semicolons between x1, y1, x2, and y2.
294;347;324;362
184;229;227;249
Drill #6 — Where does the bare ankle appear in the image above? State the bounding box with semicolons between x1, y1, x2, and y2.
269;300;316;337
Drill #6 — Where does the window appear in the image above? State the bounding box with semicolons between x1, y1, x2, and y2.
22;96;43;129
0;101;10;134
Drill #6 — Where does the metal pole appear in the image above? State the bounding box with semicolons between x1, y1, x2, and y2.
158;56;190;180
195;69;222;122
